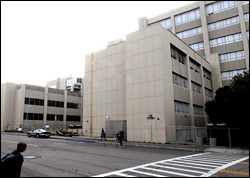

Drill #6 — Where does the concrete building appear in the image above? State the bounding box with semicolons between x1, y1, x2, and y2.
139;1;249;87
83;24;213;143
1;83;82;132
47;76;83;92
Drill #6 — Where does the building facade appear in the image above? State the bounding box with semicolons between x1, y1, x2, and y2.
83;24;213;143
1;83;82;132
139;1;249;87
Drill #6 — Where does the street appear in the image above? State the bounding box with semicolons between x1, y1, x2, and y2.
1;134;249;177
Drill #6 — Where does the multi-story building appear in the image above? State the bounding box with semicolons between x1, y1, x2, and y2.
47;76;83;92
1;83;82;132
139;1;249;87
83;24;213;143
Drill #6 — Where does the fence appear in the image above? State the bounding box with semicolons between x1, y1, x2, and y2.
174;126;248;147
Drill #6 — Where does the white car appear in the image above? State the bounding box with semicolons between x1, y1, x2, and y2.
27;129;50;138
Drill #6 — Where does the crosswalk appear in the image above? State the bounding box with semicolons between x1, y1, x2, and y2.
93;152;249;177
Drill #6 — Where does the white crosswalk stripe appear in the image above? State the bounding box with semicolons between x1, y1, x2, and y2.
93;152;249;177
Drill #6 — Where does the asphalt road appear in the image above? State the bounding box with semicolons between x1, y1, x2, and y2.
1;134;249;177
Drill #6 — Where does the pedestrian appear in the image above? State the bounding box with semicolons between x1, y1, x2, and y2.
1;142;27;177
100;128;106;141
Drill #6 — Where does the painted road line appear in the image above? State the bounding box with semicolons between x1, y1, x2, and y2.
128;169;165;177
115;173;136;177
200;156;249;177
160;162;213;171
220;170;249;176
92;153;209;177
141;166;195;177
1;140;39;147
93;153;249;177
151;164;206;174
168;160;218;167
185;157;239;163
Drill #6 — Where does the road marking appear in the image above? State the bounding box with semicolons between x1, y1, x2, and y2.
1;140;39;147
220;170;249;175
93;153;249;177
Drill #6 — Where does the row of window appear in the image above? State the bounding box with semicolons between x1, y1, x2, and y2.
47;114;64;121
175;8;200;26
25;97;80;109
173;73;187;88
206;1;237;16
174;101;204;115
209;33;242;47
23;113;81;122
219;50;245;63
190;42;204;51
221;69;247;80
67;102;80;109
152;1;247;29
48;100;64;108
25;97;44;106
208;16;239;31
176;26;202;39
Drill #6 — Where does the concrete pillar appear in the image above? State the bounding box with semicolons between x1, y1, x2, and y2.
237;1;249;70
199;1;211;56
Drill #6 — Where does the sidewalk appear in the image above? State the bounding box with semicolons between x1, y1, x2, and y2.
2;132;248;155
50;134;249;155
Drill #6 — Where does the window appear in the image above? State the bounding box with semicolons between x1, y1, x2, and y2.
244;13;249;22
176;26;202;39
56;115;64;121
205;88;213;98
206;1;237;16
192;82;201;93
174;101;189;114
209;33;242;47
175;8;201;25
208;16;240;31
171;44;186;64
221;69;247;80
190;58;200;73
47;114;55;121
25;97;29;104
203;69;211;80
190;42;204;51
159;18;171;29
172;73;188;88
193;105;203;115
66;115;81;122
67;102;80;109
30;98;34;105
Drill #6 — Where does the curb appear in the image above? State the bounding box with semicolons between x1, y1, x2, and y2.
2;132;248;155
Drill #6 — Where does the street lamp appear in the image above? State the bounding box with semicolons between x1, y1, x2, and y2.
147;114;160;143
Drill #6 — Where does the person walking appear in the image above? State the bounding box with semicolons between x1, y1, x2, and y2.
100;128;106;141
1;142;27;177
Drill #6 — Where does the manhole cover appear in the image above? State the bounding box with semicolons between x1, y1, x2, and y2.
23;155;41;159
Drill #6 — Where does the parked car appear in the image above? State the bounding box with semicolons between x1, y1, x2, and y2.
27;129;50;138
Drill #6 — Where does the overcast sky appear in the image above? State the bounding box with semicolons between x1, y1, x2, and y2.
1;1;195;87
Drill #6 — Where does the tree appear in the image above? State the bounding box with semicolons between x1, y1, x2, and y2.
205;71;249;128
